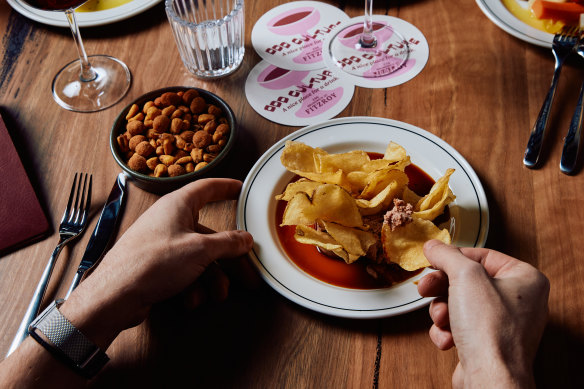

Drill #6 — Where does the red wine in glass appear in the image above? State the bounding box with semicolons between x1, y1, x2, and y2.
19;0;131;112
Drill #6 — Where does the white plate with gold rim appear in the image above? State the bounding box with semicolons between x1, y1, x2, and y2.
237;117;489;319
7;0;162;28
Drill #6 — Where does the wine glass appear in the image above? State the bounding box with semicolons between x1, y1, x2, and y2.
325;0;409;79
20;0;131;112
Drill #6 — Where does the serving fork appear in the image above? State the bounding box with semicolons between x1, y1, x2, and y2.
6;173;92;357
560;37;584;175
524;26;580;168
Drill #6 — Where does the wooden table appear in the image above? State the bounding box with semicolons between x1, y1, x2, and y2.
1;0;584;387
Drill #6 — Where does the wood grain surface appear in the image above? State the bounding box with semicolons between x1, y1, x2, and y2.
1;0;584;387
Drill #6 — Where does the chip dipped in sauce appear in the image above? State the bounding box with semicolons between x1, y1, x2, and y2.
275;142;454;290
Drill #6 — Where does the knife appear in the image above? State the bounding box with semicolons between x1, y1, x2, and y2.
64;173;127;299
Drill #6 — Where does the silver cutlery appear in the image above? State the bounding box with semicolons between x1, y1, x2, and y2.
7;173;92;357
560;37;584;175
524;26;580;168
64;173;127;299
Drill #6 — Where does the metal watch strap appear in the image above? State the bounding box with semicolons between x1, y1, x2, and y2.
29;299;109;378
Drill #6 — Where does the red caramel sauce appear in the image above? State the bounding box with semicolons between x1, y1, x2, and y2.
273;11;312;27
275;154;444;289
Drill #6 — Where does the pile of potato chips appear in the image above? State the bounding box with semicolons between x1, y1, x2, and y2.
276;140;455;272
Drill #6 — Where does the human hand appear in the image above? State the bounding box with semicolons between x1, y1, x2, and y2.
417;240;549;389
60;178;254;350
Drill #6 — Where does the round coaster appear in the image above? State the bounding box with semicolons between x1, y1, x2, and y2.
245;60;355;126
252;1;350;71
322;16;429;88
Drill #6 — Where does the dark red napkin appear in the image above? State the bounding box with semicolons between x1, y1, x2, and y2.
0;113;49;254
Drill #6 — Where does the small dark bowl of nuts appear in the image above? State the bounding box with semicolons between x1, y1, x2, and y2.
110;86;236;194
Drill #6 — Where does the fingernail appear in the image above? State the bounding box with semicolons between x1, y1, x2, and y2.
424;239;443;250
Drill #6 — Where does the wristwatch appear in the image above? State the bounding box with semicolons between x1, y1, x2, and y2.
28;299;109;378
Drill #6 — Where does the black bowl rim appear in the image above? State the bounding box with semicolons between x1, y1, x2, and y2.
109;86;237;186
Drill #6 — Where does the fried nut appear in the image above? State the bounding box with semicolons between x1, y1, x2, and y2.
185;162;195;173
162;105;176;117
176;156;193;164
183;89;199;105
135;141;155;157
129;135;147;151
127;120;145;136
153;115;170;132
153;164;168;177
117;135;130;153
159;155;176;166
212;133;223;144
204;120;217;133
171;109;183;119
128;154;148;172
190;96;207;114
170;118;183;134
195;162;208;171
146;157;159;171
207;144;222;153
175;136;186;149
190;148;204;163
198;114;215;125
168;164;185;177
208;105;222;116
143;101;155;113
128;112;145;122
160;92;182;106
126;104;139;120
203;153;216;162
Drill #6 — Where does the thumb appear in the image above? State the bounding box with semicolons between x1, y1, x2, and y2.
423;240;481;281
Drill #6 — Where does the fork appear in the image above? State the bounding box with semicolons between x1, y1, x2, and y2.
524;26;580;168
560;37;584;175
6;173;92;357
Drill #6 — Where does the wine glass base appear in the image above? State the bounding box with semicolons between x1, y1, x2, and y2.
52;55;131;113
326;19;409;79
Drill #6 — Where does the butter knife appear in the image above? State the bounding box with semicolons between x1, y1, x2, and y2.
64;173;127;299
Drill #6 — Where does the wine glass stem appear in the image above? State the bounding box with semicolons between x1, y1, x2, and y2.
361;0;376;48
64;9;97;82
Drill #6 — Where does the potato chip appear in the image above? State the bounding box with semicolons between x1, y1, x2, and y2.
356;172;409;216
381;218;451;271
402;187;422;206
281;184;363;228
414;168;456;221
360;169;409;200
294;225;358;263
275;179;322;201
320;221;378;263
383;141;408;162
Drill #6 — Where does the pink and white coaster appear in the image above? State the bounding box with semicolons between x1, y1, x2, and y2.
245;60;355;126
322;16;429;88
251;1;350;71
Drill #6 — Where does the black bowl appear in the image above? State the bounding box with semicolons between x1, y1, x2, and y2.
110;86;237;194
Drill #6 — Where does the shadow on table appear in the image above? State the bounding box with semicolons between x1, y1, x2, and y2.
535;320;584;388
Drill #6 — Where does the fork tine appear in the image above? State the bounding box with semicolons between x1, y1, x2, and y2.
70;173;85;224
62;173;78;224
80;175;92;226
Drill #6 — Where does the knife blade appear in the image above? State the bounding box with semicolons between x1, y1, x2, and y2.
64;173;127;299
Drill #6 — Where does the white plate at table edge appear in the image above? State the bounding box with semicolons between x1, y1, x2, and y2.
237;117;489;319
7;0;162;28
475;0;552;48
